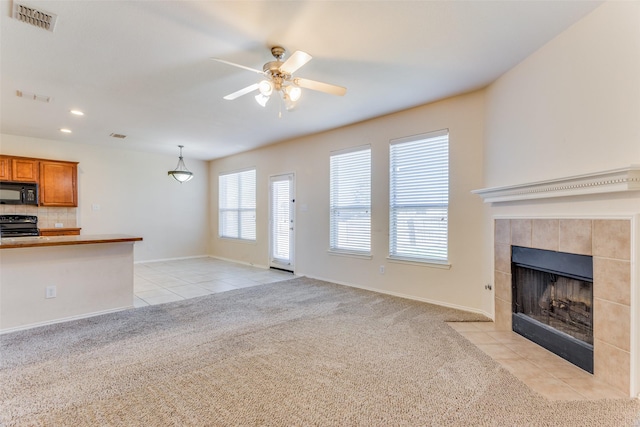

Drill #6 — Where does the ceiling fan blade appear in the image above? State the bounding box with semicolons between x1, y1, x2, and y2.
293;77;347;96
223;83;260;100
280;50;312;75
211;58;265;75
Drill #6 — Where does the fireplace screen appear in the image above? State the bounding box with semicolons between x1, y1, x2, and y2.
511;246;594;373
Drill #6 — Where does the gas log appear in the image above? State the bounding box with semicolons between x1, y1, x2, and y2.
538;277;592;329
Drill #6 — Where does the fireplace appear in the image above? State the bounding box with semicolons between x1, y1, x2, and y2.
511;246;593;372
493;218;633;396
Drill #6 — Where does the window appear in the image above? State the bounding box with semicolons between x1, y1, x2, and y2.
389;130;449;263
219;169;256;240
329;146;371;254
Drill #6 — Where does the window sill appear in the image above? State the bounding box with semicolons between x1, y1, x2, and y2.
387;256;451;270
327;250;372;260
218;237;257;245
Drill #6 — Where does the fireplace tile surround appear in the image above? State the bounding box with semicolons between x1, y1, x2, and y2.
494;218;632;395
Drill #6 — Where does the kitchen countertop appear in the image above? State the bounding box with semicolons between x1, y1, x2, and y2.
0;234;142;249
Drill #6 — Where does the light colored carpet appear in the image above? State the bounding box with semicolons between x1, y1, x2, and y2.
1;277;638;426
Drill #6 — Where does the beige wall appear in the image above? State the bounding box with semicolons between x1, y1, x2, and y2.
209;90;489;315
484;2;640;396
0;134;210;261
485;1;640;188
1;242;135;332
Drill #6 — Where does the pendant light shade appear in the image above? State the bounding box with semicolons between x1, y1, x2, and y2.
168;145;193;183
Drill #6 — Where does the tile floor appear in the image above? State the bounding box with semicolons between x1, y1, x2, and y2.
134;258;626;401
447;321;628;400
133;257;295;307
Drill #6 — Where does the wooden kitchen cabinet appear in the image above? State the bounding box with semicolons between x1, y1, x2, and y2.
39;160;78;207
40;228;81;236
0;155;78;206
0;156;10;180
11;158;38;182
0;156;39;182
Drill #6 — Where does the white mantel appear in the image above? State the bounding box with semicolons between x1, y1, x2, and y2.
473;166;640;203
478;168;640;396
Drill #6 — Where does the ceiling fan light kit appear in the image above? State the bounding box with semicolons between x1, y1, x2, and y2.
286;85;301;102
255;93;270;107
212;46;346;113
258;80;273;97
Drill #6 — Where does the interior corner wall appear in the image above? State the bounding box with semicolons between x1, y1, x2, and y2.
209;90;490;315
0;134;210;261
483;1;640;396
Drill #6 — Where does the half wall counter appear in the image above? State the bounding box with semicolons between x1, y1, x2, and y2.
0;234;142;332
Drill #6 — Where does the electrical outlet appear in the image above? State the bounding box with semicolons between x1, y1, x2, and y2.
54;223;63;228
45;285;56;299
379;265;385;274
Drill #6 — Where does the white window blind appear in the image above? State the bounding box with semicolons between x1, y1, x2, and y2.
390;130;449;263
330;146;371;254
219;169;256;240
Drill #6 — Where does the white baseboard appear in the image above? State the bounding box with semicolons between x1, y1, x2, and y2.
134;255;209;264
136;254;272;271
0;306;133;335
207;255;269;270
304;274;493;320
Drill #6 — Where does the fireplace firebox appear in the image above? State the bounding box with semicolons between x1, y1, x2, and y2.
511;246;594;373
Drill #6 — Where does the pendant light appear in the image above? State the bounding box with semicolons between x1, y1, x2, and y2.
167;145;193;183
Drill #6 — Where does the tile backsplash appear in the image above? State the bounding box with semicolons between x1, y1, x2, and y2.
0;205;77;228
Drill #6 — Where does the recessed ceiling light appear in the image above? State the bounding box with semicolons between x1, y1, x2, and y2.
60;128;72;133
70;110;84;116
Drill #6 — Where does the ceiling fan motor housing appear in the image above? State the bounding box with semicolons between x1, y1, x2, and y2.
263;61;286;76
263;56;289;91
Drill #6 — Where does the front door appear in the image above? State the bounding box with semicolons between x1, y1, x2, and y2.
269;173;294;272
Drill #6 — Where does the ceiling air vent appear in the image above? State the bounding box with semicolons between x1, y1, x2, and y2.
110;133;127;139
13;2;57;32
16;90;51;103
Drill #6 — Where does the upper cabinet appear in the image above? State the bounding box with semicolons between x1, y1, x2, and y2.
11;158;39;182
0;155;78;206
39;160;78;207
0;156;39;182
0;157;10;180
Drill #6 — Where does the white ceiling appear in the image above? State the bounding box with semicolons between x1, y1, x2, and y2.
1;1;602;161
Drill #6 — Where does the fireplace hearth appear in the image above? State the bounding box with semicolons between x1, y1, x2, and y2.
512;246;594;373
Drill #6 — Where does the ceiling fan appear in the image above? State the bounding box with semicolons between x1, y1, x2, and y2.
212;46;347;112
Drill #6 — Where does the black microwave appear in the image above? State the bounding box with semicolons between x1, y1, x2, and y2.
0;181;39;205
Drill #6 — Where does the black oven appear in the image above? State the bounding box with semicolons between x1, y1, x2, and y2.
0;181;38;205
0;215;39;237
